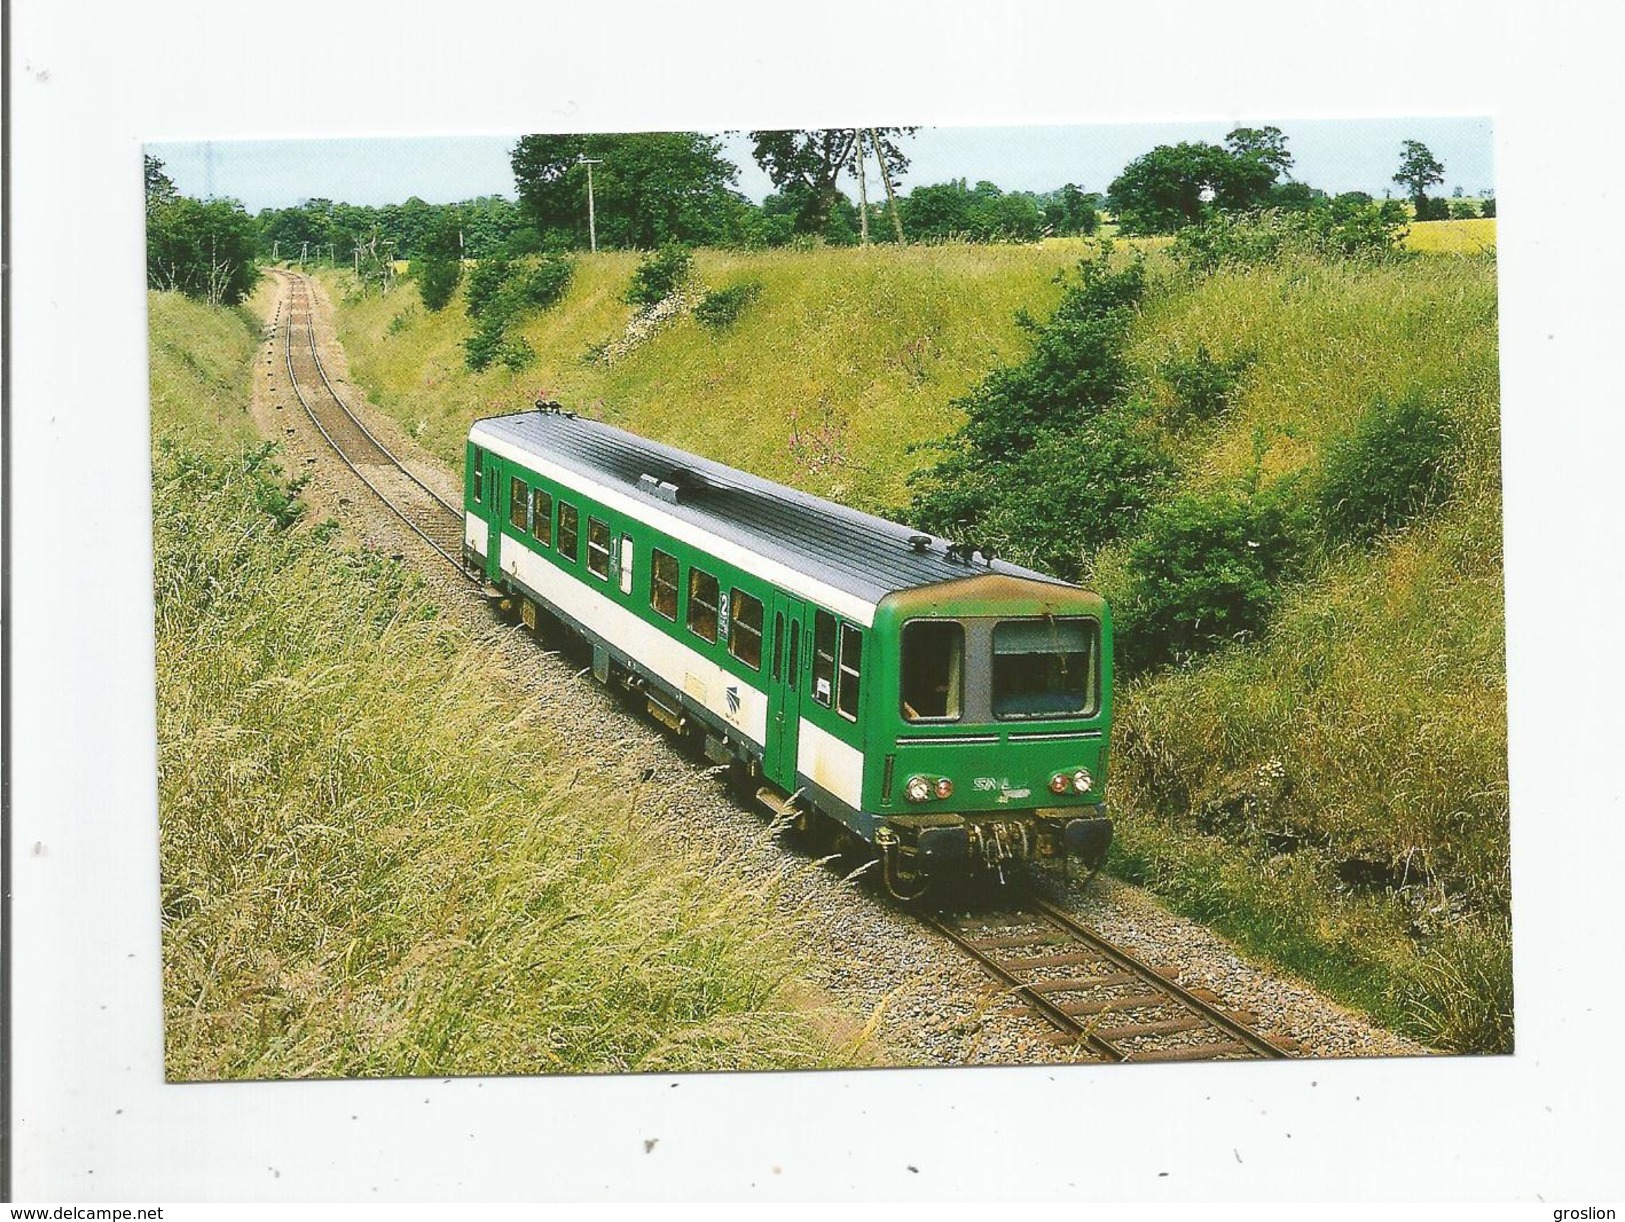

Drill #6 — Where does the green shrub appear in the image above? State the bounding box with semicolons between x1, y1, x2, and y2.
911;247;1145;511
509;255;575;311
460;256;572;372
498;335;536;372
925;408;1178;577
411;256;461;312
1317;390;1460;545
463;316;507;372
908;247;1154;579
695;279;764;330
1171;204;1409;273
625;244;694;308
1114;483;1309;671
463;257;512;319
1160;343;1252;427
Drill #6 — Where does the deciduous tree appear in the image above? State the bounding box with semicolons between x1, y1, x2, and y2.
510;132;743;249
749;129;914;236
410;209;463;311
1393;140;1446;214
147;195;260;305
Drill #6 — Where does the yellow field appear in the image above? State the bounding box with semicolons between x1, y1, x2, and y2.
1405;217;1497;254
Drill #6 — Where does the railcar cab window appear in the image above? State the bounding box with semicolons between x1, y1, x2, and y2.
812;610;837;707
650;549;679;621
900;620;963;722
688;569;720;642
472;449;484;504
531;488;552;545
729;589;763;670
587;518;611;579
992;617;1100;719
558;503;579;562
837;624;864;721
509;477;528;531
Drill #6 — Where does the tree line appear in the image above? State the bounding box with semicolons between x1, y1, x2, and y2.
146;129;1489;307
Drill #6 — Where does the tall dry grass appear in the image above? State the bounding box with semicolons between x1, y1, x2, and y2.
151;289;870;1078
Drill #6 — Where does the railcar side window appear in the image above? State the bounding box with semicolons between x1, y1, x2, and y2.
650;550;679;621
900;620;964;722
472;449;484;504
992;617;1099;719
811;610;836;707
587;518;611;579
837;625;864;721
688;569;720;642
729;589;763;670
531;489;552;545
558;503;579;562
509;477;528;531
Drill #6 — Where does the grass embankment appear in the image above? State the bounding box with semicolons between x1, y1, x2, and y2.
323;233;1507;1053
1100;253;1508;1052
149;289;870;1078
324;242;1115;513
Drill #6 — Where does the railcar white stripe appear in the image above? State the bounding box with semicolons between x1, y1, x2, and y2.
471;426;878;627
796;719;865;809
465;511;485;555
504;535;770;747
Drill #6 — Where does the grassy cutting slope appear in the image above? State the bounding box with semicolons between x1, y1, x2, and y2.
1100;251;1507;1051
325;232;1506;1051
149;289;868;1078
326;241;1120;512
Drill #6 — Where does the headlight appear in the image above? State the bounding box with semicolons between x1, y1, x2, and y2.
905;775;932;803
934;777;954;800
1049;773;1071;795
1072;768;1093;794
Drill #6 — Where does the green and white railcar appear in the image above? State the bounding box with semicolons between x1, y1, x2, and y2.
465;406;1113;896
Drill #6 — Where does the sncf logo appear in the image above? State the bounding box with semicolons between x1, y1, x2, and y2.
726;685;741;714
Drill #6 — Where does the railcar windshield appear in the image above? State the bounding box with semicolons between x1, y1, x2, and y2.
900;620;963;722
992;617;1099;719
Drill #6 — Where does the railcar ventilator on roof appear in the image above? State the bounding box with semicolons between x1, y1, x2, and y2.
464;404;1113;897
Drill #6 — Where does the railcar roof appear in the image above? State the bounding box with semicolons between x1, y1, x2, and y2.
471;410;1073;606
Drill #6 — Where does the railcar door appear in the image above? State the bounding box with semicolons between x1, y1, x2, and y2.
765;593;808;791
485;461;503;582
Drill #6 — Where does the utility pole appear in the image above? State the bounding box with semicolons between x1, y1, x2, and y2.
854;130;870;245
870;129;906;245
577;155;604;253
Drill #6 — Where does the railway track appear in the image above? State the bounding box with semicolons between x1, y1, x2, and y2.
272;269;475;580
927;896;1294;1063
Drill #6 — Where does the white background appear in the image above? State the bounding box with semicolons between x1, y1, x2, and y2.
8;0;1625;1202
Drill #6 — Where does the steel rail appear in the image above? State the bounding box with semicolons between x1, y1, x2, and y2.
928;897;1292;1063
924;911;1128;1061
1028;897;1290;1060
293;274;464;521
274;270;475;581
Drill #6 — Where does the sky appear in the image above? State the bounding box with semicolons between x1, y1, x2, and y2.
148;115;1494;213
